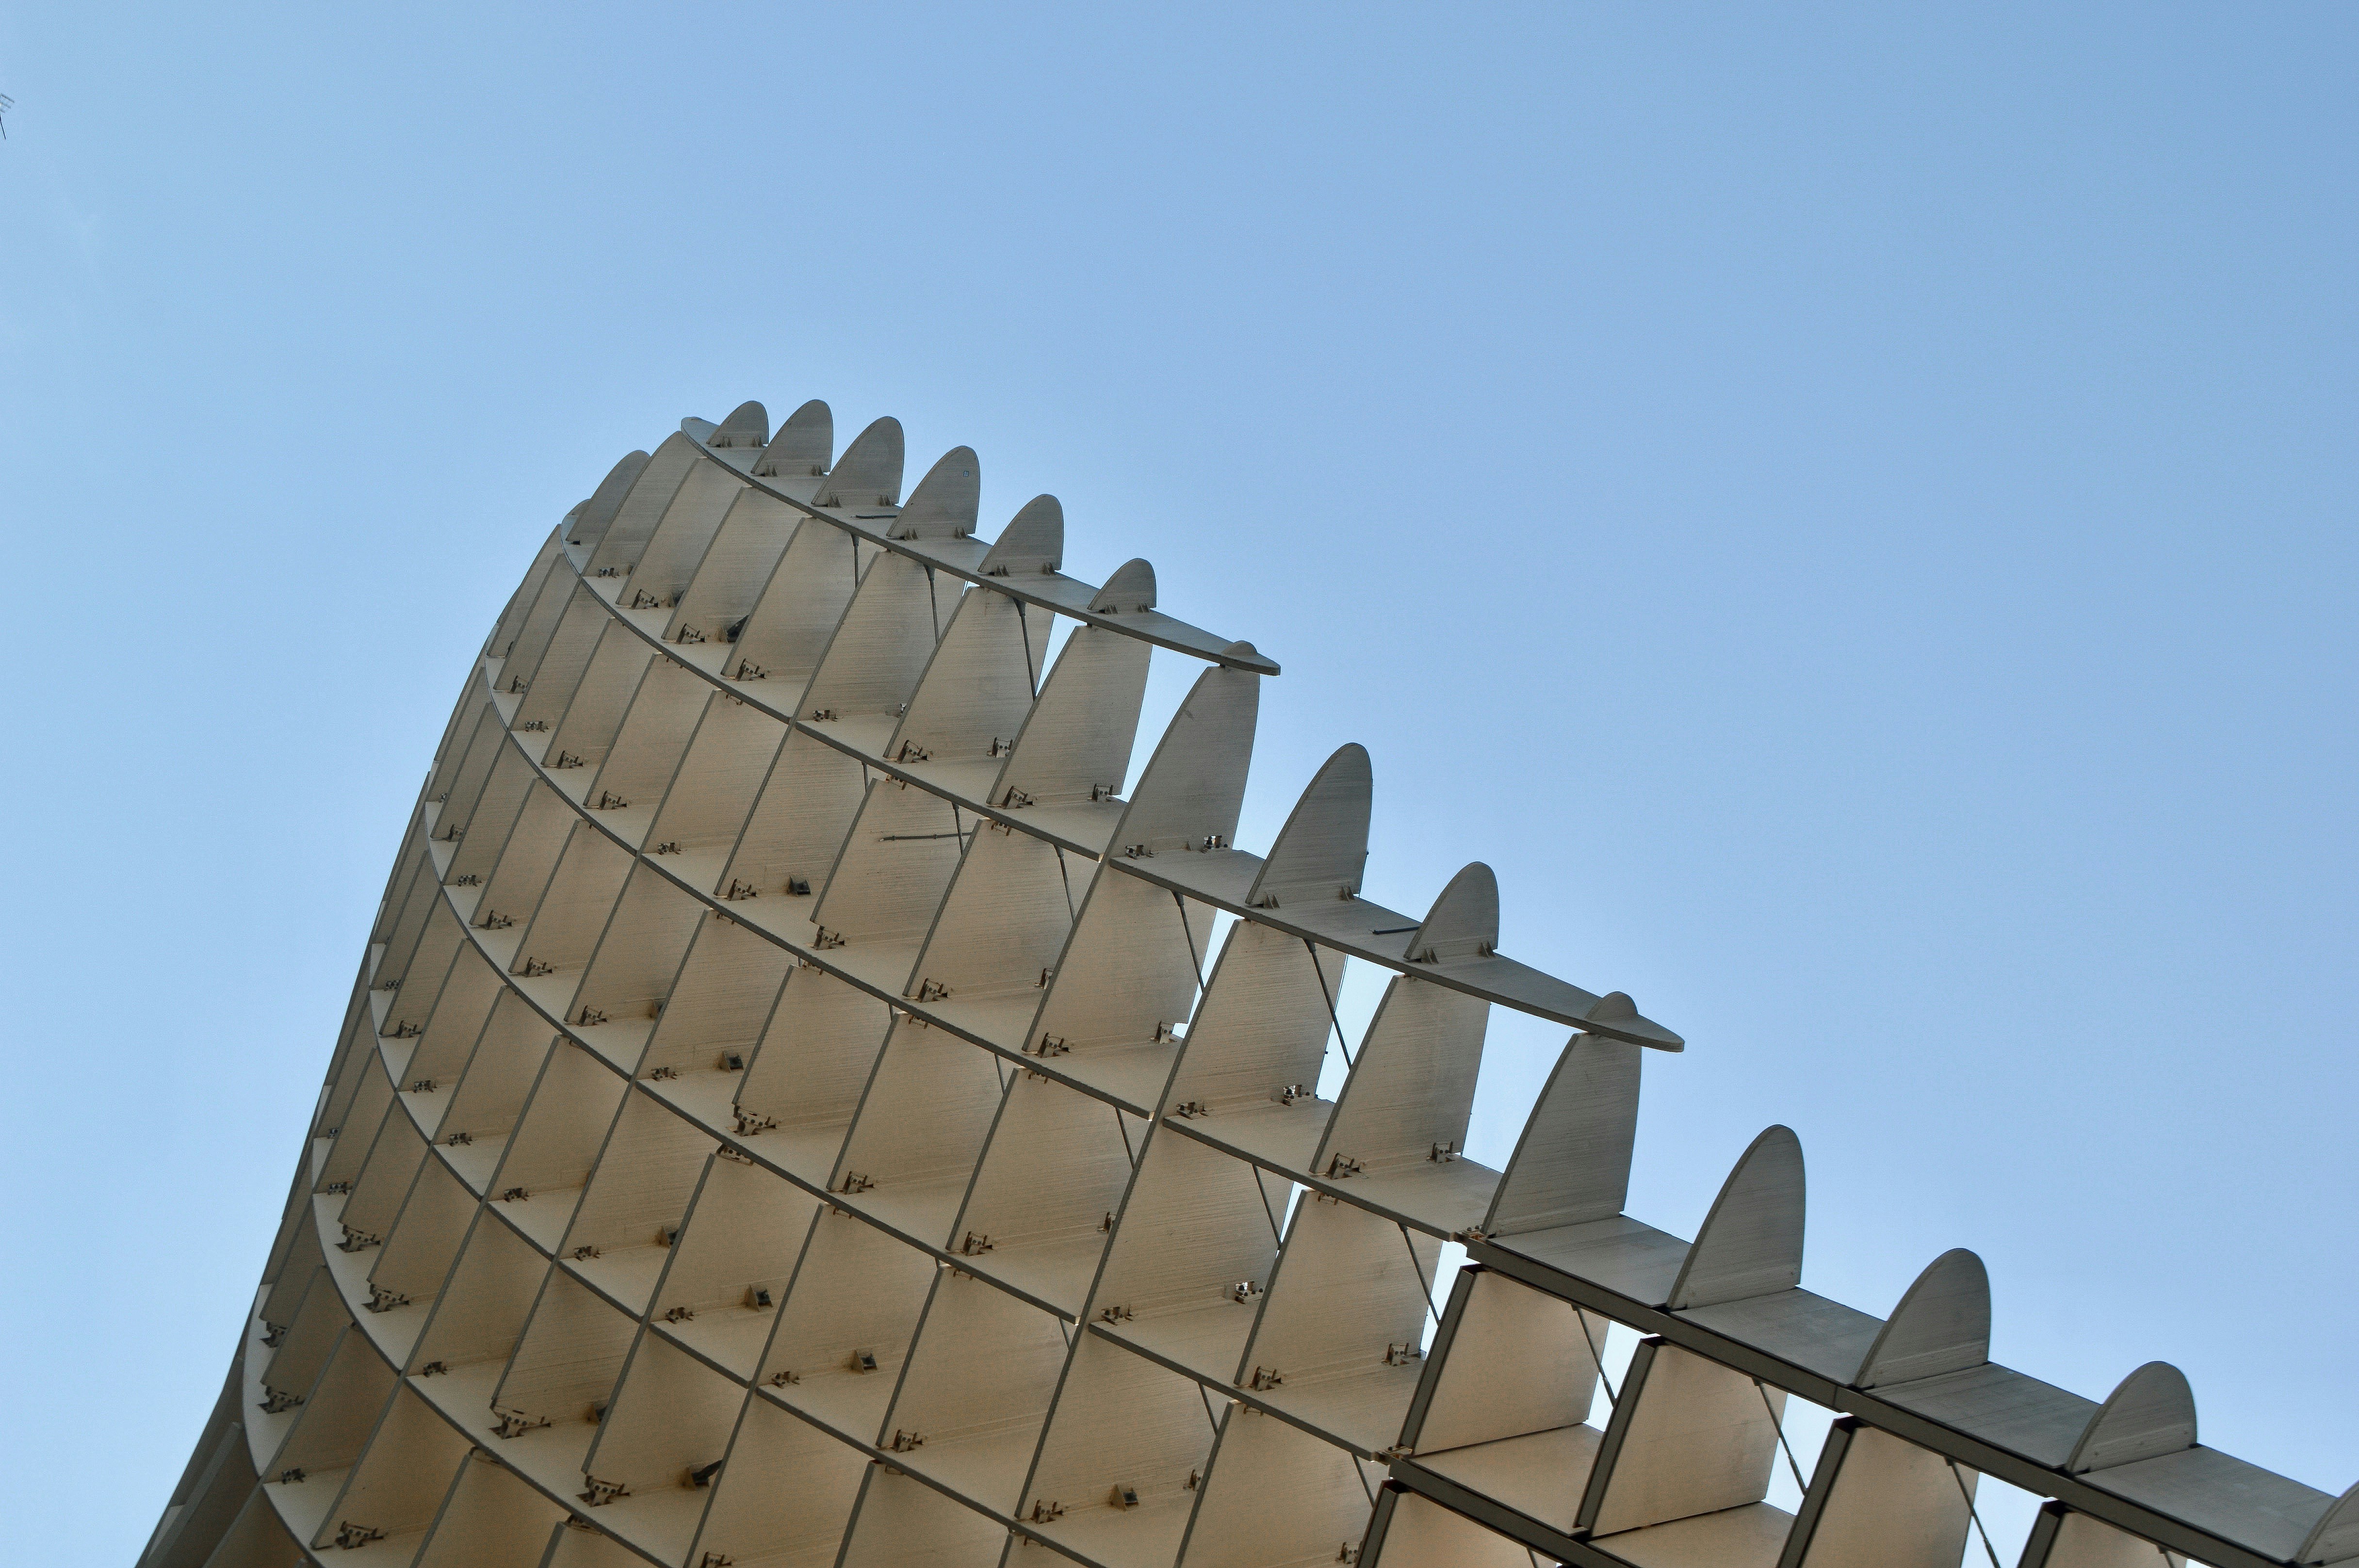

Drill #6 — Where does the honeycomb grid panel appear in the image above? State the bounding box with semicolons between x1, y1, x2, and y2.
139;401;2355;1568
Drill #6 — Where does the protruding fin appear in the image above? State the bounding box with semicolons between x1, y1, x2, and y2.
1246;744;1371;909
1667;1125;1805;1309
711;401;768;449
569;450;650;547
2297;1479;2359;1565
1480;1034;1641;1235
979;495;1063;576
1090;559;1157;614
1855;1249;1989;1388
755;399;832;478
1404;864;1498;965
1108;664;1259;857
2067;1362;2196;1473
892;446;980;539
815;417;904;508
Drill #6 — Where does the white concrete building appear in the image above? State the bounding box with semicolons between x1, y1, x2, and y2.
142;401;2356;1568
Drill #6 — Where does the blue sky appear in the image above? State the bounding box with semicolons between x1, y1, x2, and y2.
3;5;2353;1560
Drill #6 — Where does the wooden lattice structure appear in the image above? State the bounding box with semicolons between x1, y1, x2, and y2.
143;400;2357;1568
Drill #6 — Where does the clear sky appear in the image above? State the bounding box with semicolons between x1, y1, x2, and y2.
3;5;2353;1562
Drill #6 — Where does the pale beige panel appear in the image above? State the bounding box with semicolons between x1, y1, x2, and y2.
507;825;633;980
485;530;567;661
153;1439;268;1568
1481;1035;1641;1237
716;727;869;901
991;625;1151;808
540;622;657;776
1177;1402;1377;1568
1579;1340;1786;1536
371;1153;481;1308
709;399;769;446
754;399;832;480
759;1207;937;1406
496;558;594;704
189;1488;302;1568
959;1067;1136;1246
262;1215;330;1331
1090;1128;1282;1323
443;744;540;885
341;1092;427;1236
662;487;801;648
370;822;437;947
636;915;797;1081
639;694;785;857
685;1395;868;1568
1239;1192;1437;1400
306;1383;472;1550
809;778;966;943
1665;1125;1806;1311
978;492;1063;578
487;1037;629;1204
409;1213;549;1374
584;661;711;825
1401;861;1497;964
565;449;653;555
579;1332;746;1516
1365;1489;1536;1568
892;445;980;539
2020;1504;2188;1568
570;866;705;1032
318;1073;397;1195
655;1155;819;1321
1855;1248;1990;1389
538;1519;646;1568
1245;743;1372;908
321;1084;403;1202
383;901;470;1030
272;1333;399;1477
883;1268;1068;1507
1033;865;1208;1051
1108;663;1260;856
830;1018;1007;1197
2067;1360;2197;1474
731;962;890;1151
469;784;577;946
800;551;943;724
558;1093;717;1262
1092;557;1156;613
260;1267;345;1402
488;1265;638;1426
1166;918;1345;1114
509;588;613;728
1407;1267;1601;1453
429;703;514;841
1782;1420;1970;1568
724;509;864;692
398;947;504;1101
885;582;1037;766
628;456;747;609
1023;1332;1219;1564
376;861;455;991
410;1454;567;1568
907;824;1074;1000
1312;976;1487;1177
813;416;905;509
1596;1502;1792;1567
439;996;555;1162
584;431;699;578
836;1465;1007;1568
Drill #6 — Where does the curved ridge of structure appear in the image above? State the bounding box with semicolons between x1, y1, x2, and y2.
144;401;2346;1568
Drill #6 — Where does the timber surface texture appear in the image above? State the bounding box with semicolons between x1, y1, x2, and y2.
140;400;2355;1568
